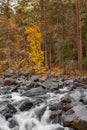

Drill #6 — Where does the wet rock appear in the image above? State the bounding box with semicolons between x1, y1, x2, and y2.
21;87;47;97
0;78;4;85
40;75;48;82
69;90;81;102
10;85;20;92
3;71;14;78
19;99;33;111
9;119;18;128
58;81;64;88
2;94;12;99
43;79;58;90
49;102;63;124
33;97;45;106
61;95;72;103
55;128;64;130
65;127;75;130
64;79;74;86
62;104;87;130
79;76;87;84
30;75;40;82
49;102;63;111
51;110;62;116
51;115;61;124
1;104;17;120
4;78;16;86
26;81;35;89
35;106;47;120
19;71;29;77
73;81;85;88
0;100;10;108
81;89;87;104
63;102;75;112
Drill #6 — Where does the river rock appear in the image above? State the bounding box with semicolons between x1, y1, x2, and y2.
62;104;87;130
10;84;20;92
65;127;75;130
69;90;81;102
30;75;40;82
19;99;33;111
43;79;58;90
55;128;64;130
4;78;16;86
0;78;4;85
81;89;87;104
35;106;47;120
63;103;74;112
49;102;63;111
2;103;17;120
26;81;35;89
21;87;47;97
3;71;14;78
9;119;18;128
64;79;74;86
61;95;72;103
19;71;29;77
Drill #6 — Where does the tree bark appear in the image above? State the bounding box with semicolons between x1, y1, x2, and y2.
76;0;83;74
84;0;87;8
40;0;48;69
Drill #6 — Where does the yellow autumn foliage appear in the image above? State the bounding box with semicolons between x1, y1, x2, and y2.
25;24;44;72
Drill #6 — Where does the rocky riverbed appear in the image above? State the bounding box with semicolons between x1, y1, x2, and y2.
0;71;87;130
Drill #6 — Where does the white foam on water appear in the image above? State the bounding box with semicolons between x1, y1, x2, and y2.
7;104;64;130
46;92;67;104
0;87;69;130
0;116;11;130
11;93;26;102
14;107;63;130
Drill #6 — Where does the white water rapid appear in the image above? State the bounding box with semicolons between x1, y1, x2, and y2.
0;84;71;130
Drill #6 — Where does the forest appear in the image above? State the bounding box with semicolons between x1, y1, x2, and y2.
0;0;87;75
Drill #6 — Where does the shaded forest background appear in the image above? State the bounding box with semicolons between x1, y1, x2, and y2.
0;0;87;75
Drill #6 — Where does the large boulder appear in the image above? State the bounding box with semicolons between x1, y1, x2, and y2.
43;79;58;90
21;87;47;97
69;90;81;102
18;99;33;111
62;104;87;130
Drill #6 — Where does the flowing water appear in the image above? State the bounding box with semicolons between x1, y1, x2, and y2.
0;86;70;130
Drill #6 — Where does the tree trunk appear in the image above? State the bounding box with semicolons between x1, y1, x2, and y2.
40;0;48;69
76;0;83;74
84;0;87;8
40;0;44;33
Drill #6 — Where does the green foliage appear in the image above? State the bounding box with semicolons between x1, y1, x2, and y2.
82;57;87;69
61;42;73;64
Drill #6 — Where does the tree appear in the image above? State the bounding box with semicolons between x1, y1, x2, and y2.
76;0;83;73
25;24;44;72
